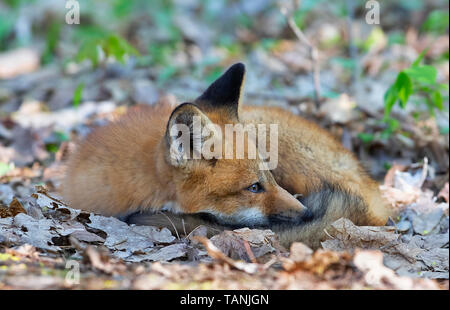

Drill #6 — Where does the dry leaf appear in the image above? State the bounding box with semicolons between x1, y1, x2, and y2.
83;246;126;275
353;250;439;289
193;236;259;274
322;218;449;279
209;228;285;263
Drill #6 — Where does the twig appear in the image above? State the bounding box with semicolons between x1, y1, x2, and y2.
418;157;429;188
181;218;187;236
158;211;180;240
323;228;335;240
279;0;321;108
186;225;204;240
242;240;258;264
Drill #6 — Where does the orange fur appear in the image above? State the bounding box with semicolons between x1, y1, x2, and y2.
60;64;392;249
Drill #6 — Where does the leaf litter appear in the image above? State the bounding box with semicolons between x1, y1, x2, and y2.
0;1;448;289
0;117;448;289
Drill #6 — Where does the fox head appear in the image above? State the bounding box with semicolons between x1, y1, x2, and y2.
162;63;311;228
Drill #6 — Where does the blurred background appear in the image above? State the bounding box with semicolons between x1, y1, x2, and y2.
0;0;448;190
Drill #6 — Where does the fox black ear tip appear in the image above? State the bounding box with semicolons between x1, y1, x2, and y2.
229;62;246;74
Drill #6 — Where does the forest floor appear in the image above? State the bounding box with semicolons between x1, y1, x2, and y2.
0;0;448;289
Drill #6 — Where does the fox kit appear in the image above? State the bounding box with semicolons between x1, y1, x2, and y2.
61;63;391;249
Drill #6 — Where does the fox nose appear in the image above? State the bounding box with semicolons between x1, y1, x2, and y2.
268;186;313;224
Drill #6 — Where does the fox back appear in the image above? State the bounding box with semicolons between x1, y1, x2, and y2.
61;63;391;249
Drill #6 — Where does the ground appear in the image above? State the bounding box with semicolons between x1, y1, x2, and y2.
0;0;448;290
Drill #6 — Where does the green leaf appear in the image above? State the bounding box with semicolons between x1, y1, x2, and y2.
384;84;398;118
46;144;59;153
404;65;437;84
396;72;413;108
357;133;375;144
381;117;400;139
103;34;139;64
432;91;443;110
411;48;429;67
73;83;84;107
362;27;386;52
76;40;100;66
387;32;405;46
422;10;450;34
42;20;61;64
384;72;412;117
75;32;139;67
54;131;70;142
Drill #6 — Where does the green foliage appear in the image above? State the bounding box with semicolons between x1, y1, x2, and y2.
361;27;386;52
357;132;375;144
3;0;35;8
380;118;400;140
111;0;136;18
75;33;139;67
0;14;15;51
42;20;61;65
45;131;70;154
384;49;447;120
422;10;449;34
148;44;176;66
73;83;84;107
387;32;406;46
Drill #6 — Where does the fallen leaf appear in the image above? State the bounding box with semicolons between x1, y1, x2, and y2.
11;213;60;252
283;243;350;276
127;243;188;262
193;236;259;274
209;228;284;263
83;245;125;275
8;197;27;216
353;250;439;289
87;215;155;257
322;218;449;279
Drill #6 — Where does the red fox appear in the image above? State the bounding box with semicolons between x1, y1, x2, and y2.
61;63;391;249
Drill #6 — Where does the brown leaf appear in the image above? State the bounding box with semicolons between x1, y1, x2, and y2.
209;228;285;263
283;245;351;275
83;246;125;275
0;197;27;218
353;250;439;289
193;236;259;274
8;197;27;216
322;218;449;279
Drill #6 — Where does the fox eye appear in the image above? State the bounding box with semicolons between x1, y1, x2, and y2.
247;182;264;193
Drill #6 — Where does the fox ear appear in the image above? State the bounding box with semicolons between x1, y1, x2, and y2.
196;63;245;119
165;103;214;168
